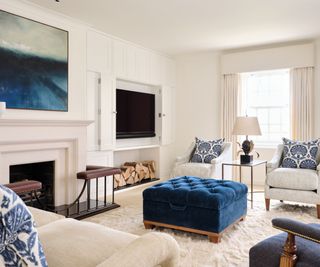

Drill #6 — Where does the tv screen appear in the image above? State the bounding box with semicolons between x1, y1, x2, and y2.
116;89;156;139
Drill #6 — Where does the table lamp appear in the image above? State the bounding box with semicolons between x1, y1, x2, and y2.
0;102;6;116
232;116;261;164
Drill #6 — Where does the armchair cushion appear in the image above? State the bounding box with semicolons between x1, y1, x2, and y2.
267;168;318;191
172;162;212;178
190;137;224;164
281;138;320;170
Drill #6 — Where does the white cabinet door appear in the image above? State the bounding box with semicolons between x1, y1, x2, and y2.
100;72;116;150
87;31;112;73
86;71;100;151
161;86;175;145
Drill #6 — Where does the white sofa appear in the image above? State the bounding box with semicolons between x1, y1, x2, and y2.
29;207;180;267
265;144;320;218
171;142;232;179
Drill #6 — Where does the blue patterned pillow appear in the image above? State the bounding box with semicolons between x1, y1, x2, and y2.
281;138;320;170
190;137;224;164
0;185;48;267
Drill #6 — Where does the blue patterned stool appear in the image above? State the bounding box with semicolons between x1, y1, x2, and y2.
143;176;247;243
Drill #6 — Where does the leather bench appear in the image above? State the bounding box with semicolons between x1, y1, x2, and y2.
5;180;42;194
65;165;121;219
143;176;247;243
5;180;43;207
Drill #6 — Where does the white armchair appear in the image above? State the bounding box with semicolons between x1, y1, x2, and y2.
171;142;232;179
265;144;320;218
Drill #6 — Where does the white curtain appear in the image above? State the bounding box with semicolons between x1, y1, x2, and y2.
290;67;314;140
221;73;241;160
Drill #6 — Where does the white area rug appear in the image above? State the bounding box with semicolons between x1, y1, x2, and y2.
85;183;319;267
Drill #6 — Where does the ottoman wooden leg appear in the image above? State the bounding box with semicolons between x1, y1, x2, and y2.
144;221;155;229
317;205;320;219
265;198;270;211
209;234;221;243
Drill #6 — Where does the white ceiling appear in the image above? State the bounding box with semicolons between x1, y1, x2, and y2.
27;0;320;55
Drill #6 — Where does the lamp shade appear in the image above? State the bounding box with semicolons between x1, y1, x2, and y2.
232;116;261;136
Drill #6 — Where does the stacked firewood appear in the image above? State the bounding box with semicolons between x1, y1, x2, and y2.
114;160;156;188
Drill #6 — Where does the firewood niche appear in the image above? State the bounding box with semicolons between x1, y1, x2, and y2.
114;160;158;189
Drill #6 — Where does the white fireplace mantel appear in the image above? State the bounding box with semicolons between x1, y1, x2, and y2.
0;119;93;206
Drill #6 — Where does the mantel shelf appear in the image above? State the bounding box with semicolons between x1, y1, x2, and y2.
114;144;160;152
0;119;94;127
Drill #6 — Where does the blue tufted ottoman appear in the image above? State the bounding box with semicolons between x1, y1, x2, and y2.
143;176;248;243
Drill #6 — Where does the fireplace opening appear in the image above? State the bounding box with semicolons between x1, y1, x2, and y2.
10;161;55;207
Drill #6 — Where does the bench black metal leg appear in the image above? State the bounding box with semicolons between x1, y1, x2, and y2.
104;176;107;206
33;190;45;209
87;180;91;211
30;192;34;207
112;175;115;204
96;178;99;209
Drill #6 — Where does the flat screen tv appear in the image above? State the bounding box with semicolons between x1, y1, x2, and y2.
116;89;156;139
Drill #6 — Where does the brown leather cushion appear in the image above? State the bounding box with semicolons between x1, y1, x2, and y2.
77;165;121;180
5;180;42;194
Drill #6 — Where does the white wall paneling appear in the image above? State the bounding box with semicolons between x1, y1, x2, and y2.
87;30;113;74
126;44;137;81
113;39;128;79
163;58;176;87
149;53;163;86
135;47;150;84
112;38;173;86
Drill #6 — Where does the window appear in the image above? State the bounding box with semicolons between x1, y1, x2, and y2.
241;69;290;147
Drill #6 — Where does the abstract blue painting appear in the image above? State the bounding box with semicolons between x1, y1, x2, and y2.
0;10;68;111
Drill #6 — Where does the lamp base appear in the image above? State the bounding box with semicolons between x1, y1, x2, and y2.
240;155;253;164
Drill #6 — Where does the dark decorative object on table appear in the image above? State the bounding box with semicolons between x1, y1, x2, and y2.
232;116;261;164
